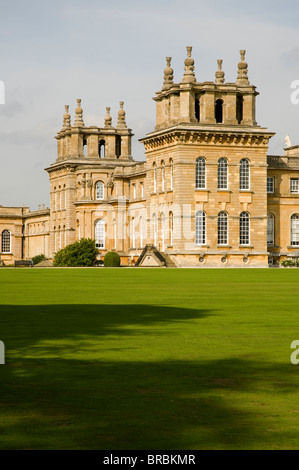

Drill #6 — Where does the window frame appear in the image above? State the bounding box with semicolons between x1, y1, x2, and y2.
239;158;250;190
195;210;206;245
1;230;11;253
239;211;250;246
195;157;206;190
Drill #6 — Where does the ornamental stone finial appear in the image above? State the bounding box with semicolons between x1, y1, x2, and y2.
236;50;249;85
182;46;196;83
104;107;112;127
62;104;71;129
162;56;174;91
117;101;127;128
74;99;84;127
215;59;225;84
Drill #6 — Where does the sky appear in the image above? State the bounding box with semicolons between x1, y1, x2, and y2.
1;0;299;208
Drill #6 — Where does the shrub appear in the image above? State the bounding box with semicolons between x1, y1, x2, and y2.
280;259;299;267
53;238;98;267
104;251;121;267
31;254;47;265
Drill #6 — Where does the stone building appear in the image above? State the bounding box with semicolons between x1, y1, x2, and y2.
1;47;299;267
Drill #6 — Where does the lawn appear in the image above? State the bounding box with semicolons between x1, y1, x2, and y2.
0;267;299;450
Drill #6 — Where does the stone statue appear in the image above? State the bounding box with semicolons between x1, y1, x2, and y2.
285;134;291;147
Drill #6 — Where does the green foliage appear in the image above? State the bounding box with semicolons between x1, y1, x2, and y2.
31;254;46;265
281;258;299;267
104;251;121;267
53;238;98;267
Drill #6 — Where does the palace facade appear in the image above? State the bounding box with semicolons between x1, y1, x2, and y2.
1;47;299;267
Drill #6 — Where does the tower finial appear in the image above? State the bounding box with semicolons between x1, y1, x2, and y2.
182;46;196;83
215;59;225;84
74;99;84;127
62;105;71;129
236;50;249;85
162;56;174;91
117;101;127;128
104;107;112;127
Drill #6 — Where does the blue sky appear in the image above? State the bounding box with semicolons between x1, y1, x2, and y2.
1;0;299;207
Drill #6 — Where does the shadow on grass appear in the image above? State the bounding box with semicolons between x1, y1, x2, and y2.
0;304;297;449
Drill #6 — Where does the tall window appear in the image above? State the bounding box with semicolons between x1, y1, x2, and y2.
195;157;206;189
267;214;274;247
96;181;104;200
153;213;157;245
99;139;105;158
240;211;250;245
153;163;157;193
267;177;274;194
140;182;144;198
291;214;299;246
240;158;250;190
169;212;173;246
95;220;105;248
1;230;11;253
195;211;206;245
161;161;165;192
132;217;135;248
218;158;228;189
140;216;143;248
290;178;299;194
218;211;228;245
215;99;223;123
170;159;173;190
133;184;136;199
161;213;165;251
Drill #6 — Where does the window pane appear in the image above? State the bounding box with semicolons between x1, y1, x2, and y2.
291;214;299;246
196;157;206;189
195;211;206;245
267;215;274;246
1;230;11;253
267;177;274;193
240;159;249;190
290;179;299;194
218;212;228;245
96;182;104;199
240;212;250;245
95;220;105;248
218;158;228;189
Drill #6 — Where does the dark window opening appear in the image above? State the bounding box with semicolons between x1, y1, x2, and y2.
83;138;87;156
115;135;121;158
195;98;200;122
99;139;105;158
236;94;243;124
215;99;223;123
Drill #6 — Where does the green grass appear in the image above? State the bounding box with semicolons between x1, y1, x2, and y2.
1;267;299;449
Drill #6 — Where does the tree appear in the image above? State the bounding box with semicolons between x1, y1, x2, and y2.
53;238;98;267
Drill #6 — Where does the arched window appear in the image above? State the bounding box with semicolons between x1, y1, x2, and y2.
115;135;121;158
161;213;165;251
153;213;157;246
169;159;173;190
267;214;274;247
215;99;223;123
291;214;299;246
132;217;135;249
161;161;165;192
1;230;11;253
195;98;200;122
240;158;250;190
113;219;117;249
140;216;143;248
218;158;228;189
169;212;174;246
218;211;228;245
153;163;157;193
236;94;243;124
240;212;250;246
96;181;104;200
95;220;105;248
195;157;206;189
195;211;206;245
99;139;105;158
83;138;87;156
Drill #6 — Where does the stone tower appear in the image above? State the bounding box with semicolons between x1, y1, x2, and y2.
140;48;275;267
